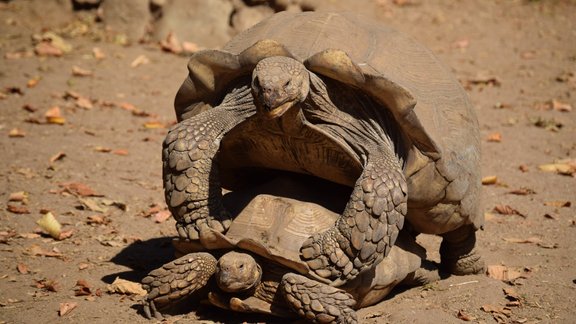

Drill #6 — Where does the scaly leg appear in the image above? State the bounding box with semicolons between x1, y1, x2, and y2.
301;148;406;285
163;96;253;241
281;273;357;323
141;252;217;319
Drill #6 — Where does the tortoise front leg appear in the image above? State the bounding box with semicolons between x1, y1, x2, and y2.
141;252;217;319
300;149;406;284
281;273;357;323
164;105;251;242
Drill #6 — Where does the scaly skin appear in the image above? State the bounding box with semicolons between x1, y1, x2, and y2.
163;87;253;242
282;273;357;323
141;252;217;319
300;148;407;285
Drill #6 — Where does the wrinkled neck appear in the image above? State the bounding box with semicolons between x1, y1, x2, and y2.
277;104;306;136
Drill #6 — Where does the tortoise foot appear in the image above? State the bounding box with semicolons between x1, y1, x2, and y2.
440;225;485;275
176;205;232;241
300;228;357;285
281;273;357;324
141;252;217;319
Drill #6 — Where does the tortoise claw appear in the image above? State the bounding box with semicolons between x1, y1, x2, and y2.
142;299;162;320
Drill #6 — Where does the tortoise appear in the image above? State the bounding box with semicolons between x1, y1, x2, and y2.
142;176;441;323
160;9;484;288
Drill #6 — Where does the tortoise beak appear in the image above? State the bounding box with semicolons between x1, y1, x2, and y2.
265;100;295;119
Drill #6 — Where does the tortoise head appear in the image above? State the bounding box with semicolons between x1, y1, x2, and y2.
251;56;310;119
215;251;262;293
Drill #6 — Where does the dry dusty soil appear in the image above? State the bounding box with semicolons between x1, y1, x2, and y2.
0;0;575;323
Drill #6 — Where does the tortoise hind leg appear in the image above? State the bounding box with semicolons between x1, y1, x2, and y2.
281;273;357;324
141;252;217;319
440;224;485;275
300;148;407;285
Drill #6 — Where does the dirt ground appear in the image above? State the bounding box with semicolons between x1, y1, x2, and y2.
1;0;575;323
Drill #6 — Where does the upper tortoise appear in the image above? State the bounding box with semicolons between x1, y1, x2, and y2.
161;10;483;294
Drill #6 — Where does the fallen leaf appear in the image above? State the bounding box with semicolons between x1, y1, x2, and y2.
78;263;89;270
34;42;63;56
543;213;557;220
35;278;60;292
486;265;525;282
182;41;200;53
518;164;528;172
112;149;129;156
143;121;165;129
49;151;66;163
457;309;476;321
486;132;502;142
119;102;136;111
27;76;41;88
75;96;93;109
131;55;150;68
92;47;105;60
507;187;536;195
22;104;37;112
59;302;78;316
71;66;93;77
537;242;559;249
74;279;92;296
466;72;502;88
530;116;563;131
538;161;575;176
503;287;521;302
160;31;182;54
481;176;498;185
551;99;572;112
36;213;62;240
503;237;542;244
9;191;29;202
493;205;525;217
17;263;29;274
26;244;64;258
7;204;30;214
106;277;146;296
544;200;571;208
45;106;66;125
94;146;112;153
154;210;171;223
8;128;26;137
59;182;101;197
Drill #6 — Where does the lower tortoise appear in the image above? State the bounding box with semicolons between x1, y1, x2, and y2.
142;177;441;323
144;9;484;320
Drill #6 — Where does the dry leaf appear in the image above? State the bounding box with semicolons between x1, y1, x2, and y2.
45;106;66;125
457;309;476;321
106;277;146;296
71;66;93;77
493;205;525;217
22;104;37;112
7;204;30;214
94;146;112;153
59;302;78;316
9;191;29;202
75;279;92;296
544;200;571;208
75;96;93;109
182;41;200;53
8;128;26;137
131;55;150;68
35;278;60;292
551;99;572;112
34;42;63;56
59;182;101;197
503;287;521;302
27;76;41;88
92;47;105;60
49;151;66;163
17;263;29;274
538;162;575;176
507;187;536;195
154;210;171;223
486;265;524;282
486;132;502;142
503;237;542;244
537;242;559;249
26;244;64;259
481;176;498;185
112;149;129;156
160;31;182;54
36;212;62;239
78;263;89;270
143;121;165;129
119;102;136;111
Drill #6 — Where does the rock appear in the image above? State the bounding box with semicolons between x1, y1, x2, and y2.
153;0;233;49
101;0;151;43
